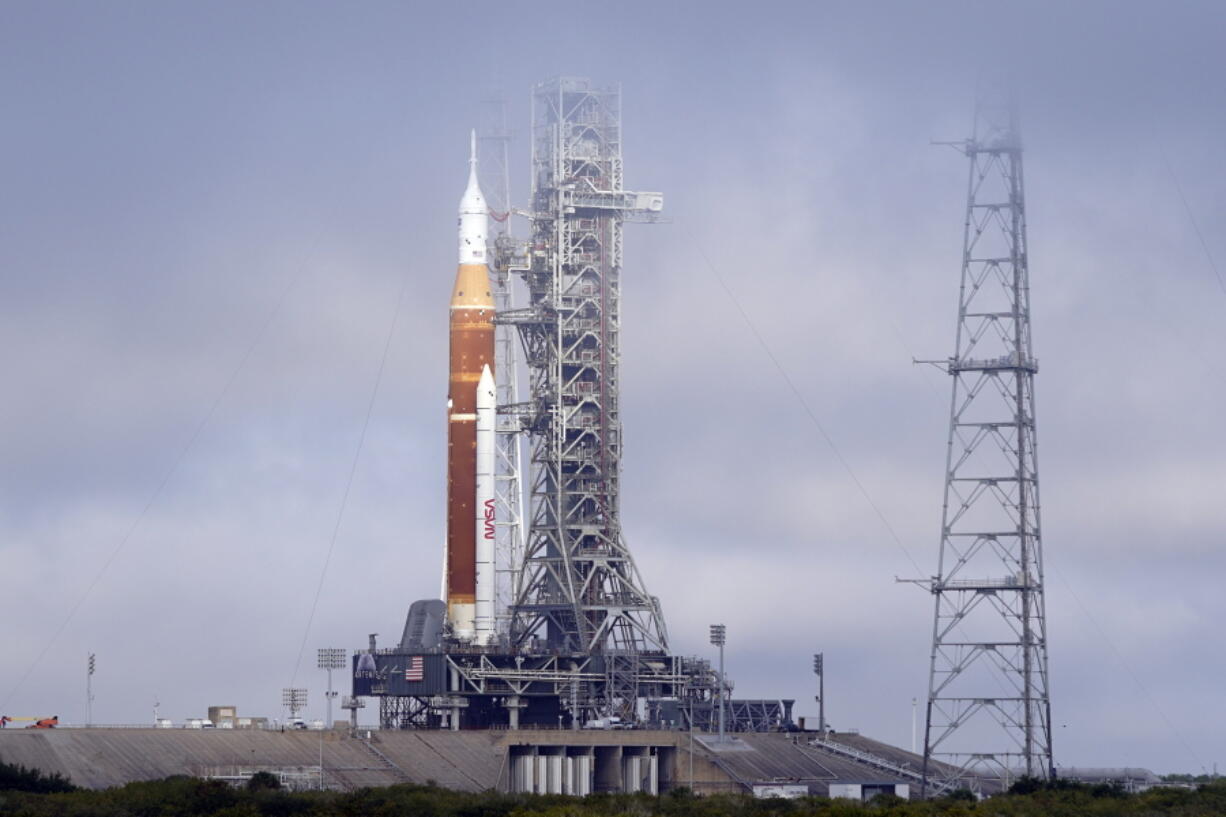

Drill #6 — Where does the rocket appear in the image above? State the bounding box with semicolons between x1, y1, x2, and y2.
446;131;495;642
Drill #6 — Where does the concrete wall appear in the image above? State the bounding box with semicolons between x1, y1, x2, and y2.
0;727;917;797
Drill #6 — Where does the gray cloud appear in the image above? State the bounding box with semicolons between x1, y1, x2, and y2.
2;0;1223;775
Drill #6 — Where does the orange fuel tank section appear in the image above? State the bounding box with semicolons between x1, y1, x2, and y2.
446;262;494;638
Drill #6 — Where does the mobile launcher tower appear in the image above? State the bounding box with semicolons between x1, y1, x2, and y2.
353;78;719;730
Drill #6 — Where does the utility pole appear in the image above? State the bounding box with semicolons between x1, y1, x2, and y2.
710;625;726;742
918;83;1054;796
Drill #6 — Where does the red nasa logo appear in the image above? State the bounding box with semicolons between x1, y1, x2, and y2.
483;498;496;539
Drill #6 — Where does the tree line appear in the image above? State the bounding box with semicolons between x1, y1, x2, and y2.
3;761;1226;817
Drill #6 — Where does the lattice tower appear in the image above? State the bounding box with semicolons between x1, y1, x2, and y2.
921;86;1054;794
501;79;668;712
479;93;528;633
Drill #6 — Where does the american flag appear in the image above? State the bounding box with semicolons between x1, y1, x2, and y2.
405;656;424;682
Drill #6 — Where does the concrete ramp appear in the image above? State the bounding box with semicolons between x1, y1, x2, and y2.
0;728;926;796
0;729;503;791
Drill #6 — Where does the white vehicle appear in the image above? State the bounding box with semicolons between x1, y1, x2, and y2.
583;716;625;730
155;719;174;729
185;718;215;729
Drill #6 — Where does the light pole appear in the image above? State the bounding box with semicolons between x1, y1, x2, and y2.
710;624;726;742
282;687;307;725
813;653;825;735
86;653;95;727
317;648;346;729
911;697;917;753
686;691;696;790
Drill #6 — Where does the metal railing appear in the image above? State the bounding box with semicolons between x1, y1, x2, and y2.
806;736;967;797
807;735;923;782
359;738;412;783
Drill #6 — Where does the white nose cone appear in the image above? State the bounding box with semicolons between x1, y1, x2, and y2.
458;129;487;265
476;363;496;413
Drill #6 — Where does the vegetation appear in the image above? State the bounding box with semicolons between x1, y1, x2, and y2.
245;771;282;792
3;766;1226;817
1162;773;1222;784
0;759;76;794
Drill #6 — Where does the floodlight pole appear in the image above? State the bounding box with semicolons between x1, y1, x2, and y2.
814;653;825;735
325;668;334;728
710;625;726;742
317;648;346;729
86;653;95;727
719;642;725;741
282;687;308;723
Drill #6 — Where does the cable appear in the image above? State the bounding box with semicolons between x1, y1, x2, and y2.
684;173;1213;770
1077;150;1222;772
1151;150;1226;387
687;222;1043;723
1162;151;1226;302
0;274;299;712
684;224;925;577
289;268;410;685
1050;568;1208;774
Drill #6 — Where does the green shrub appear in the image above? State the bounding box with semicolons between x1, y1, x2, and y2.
247;771;281;791
0;758;76;793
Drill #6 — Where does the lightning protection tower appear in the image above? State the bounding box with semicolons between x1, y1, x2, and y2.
920;87;1053;794
502;77;667;720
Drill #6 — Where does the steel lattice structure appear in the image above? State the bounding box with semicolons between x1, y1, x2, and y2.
500;78;667;717
479;94;529;632
921;88;1053;794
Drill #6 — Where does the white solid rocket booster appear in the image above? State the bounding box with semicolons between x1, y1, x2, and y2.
474;363;497;643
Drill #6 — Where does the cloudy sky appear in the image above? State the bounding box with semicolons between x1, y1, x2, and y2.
3;1;1224;774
